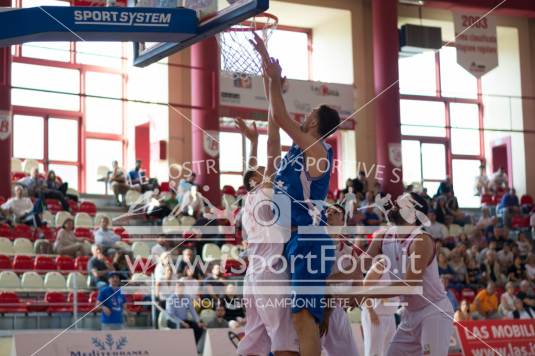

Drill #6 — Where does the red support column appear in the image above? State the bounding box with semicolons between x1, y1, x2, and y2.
0;0;12;199
372;0;403;196
191;38;221;205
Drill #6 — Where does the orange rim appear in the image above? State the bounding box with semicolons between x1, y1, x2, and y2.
224;12;278;33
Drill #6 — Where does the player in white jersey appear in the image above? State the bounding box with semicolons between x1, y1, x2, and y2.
235;49;298;356
320;204;360;356
364;192;454;356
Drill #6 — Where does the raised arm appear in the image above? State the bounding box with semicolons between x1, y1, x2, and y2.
235;118;259;170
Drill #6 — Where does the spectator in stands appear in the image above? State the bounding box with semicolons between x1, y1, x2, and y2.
449;251;467;290
490;167;508;192
498;188;521;228
480;250;504;286
179;185;204;217
181;266;201;300
45;170;75;201
476;207;496;231
154;252;177;283
507;256;526;283
88;244;114;289
155;262;176;308
363;205;381;226
509;297;534;319
516;280;535;314
454;299;472;322
442;275;458;310
465;256;481;290
207;303;229;328
147;189;179;219
203;264;226;302
516;232;532;259
472;281;500;320
425;211;448;240
437;252;455;281
40;171;70;212
474;164;490;196
436;176;453;197
526;254;535;283
177;248;203;279
434;196;449;224
222;283;244;321
489;226;508;251
341;178;354;197
166;281;206;343
178;172;197;197
497;241;515;271
128;160;145;191
110;160;128;206
98;272;126;330
94;216;122;255
498;281;516;316
17;167;45;198
151;236;168;258
419;187;433;208
54;217;89;257
444;215;462;239
0;185;41;226
112;251;131;281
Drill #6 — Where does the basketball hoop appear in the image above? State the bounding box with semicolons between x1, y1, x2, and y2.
217;12;278;78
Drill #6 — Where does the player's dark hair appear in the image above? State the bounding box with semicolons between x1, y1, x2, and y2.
331;203;345;215
317;105;341;138
243;170;258;192
410;192;429;218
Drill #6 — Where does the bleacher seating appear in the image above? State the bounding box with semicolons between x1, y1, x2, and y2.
79;201;97;217
0;255;10;269
0;271;20;289
202;243;221;263
0;224;12;239
55;211;73;228
34;256;55;272
132;242;150;258
66;272;87;290
0;238;14;255
12;225;33;240
44;292;71;313
13;238;33;255
43;271;66;290
22;159;39;174
74;256;89;271
13;255;33;271
74;212;93;228
20;271;44;290
55;256;75;271
46;199;63;214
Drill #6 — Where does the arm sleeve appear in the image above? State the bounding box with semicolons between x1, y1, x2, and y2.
189;300;200;322
166;296;182;323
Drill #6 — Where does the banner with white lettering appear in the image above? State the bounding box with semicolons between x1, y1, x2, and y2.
0;110;11;141
455;319;535;356
11;329;196;356
453;11;498;78
219;72;355;120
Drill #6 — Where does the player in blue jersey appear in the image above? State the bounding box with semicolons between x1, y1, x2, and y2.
251;34;341;356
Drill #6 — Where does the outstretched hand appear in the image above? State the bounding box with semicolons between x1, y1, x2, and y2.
249;32;269;62
234;118;258;143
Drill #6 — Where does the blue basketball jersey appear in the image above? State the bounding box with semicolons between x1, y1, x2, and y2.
274;142;333;227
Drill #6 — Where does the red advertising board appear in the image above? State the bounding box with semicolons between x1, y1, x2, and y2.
455;319;535;356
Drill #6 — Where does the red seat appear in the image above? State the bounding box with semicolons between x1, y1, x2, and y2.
79;201;97;217
126;293;145;313
67;292;92;313
0;255;11;270
113;227;129;241
56;256;76;271
0;292;27;313
39;226;56;242
461;288;476;304
34;256;56;272
88;290;99;305
11;172;28;182
222;185;236;196
520;194;533;206
481;194;493;205
448;288;461;302
75;228;93;241
46;199;62;214
160;181;170;192
75;256;89;271
68;200;79;214
44;292;71;313
0;224;12;239
222;259;246;277
12;255;33;272
12;224;34;240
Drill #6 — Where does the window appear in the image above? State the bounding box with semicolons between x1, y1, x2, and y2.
400;100;446;137
76;42;124;68
86;71;123;99
399;51;437;96
13;115;44;160
452;159;481;208
439;47;478;99
48;118;78;162
22;42;71;62
450;103;480;156
48;164;79;190
220;132;243;173
85;97;123;134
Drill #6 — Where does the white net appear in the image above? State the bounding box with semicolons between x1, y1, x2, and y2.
217;13;278;78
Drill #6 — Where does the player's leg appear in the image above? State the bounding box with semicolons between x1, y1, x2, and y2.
237;295;271;356
362;308;385;356
321;306;358;356
419;313;454;356
385;317;422;356
292;309;321;356
381;314;397;355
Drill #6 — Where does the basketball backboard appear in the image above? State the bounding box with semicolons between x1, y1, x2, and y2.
133;0;269;67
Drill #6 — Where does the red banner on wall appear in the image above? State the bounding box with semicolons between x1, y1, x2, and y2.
455;319;535;356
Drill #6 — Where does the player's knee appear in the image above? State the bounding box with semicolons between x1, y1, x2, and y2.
291;310;314;331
